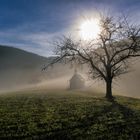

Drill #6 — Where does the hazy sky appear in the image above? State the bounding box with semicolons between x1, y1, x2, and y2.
0;0;140;56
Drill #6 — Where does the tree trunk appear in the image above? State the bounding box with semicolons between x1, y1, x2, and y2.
105;79;113;99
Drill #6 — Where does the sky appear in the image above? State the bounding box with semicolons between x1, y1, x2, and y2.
0;0;140;57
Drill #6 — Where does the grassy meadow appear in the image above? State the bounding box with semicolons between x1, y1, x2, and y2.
0;90;139;140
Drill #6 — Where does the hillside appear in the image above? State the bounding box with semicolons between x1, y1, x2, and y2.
0;45;75;91
0;45;51;90
0;90;139;139
0;45;50;69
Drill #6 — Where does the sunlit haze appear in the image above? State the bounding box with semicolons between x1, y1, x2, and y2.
0;0;140;56
79;19;101;40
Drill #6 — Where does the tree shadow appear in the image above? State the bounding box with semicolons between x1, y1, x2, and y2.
30;98;140;140
101;99;140;140
105;98;136;118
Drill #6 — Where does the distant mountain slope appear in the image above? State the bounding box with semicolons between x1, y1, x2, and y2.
0;45;51;90
0;45;48;70
0;45;73;91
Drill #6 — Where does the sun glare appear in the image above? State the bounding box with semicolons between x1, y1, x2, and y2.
79;19;101;40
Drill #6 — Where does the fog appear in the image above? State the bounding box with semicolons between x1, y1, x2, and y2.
0;60;140;98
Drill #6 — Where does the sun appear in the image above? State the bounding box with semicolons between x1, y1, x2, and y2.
79;19;101;40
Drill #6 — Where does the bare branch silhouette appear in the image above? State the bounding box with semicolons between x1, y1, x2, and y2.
44;15;140;99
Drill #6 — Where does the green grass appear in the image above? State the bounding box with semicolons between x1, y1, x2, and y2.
0;90;139;140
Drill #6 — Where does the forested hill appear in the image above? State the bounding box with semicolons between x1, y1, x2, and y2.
0;45;51;90
0;45;49;70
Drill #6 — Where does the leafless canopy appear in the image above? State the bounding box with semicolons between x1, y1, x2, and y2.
44;15;140;98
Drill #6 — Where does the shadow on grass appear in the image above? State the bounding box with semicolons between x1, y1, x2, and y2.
31;98;140;140
106;99;135;117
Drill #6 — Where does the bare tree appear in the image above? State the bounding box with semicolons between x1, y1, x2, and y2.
44;15;140;99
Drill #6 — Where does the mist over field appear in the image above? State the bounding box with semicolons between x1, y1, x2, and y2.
0;45;140;98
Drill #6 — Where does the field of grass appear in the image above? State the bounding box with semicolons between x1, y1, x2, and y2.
0;90;140;140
